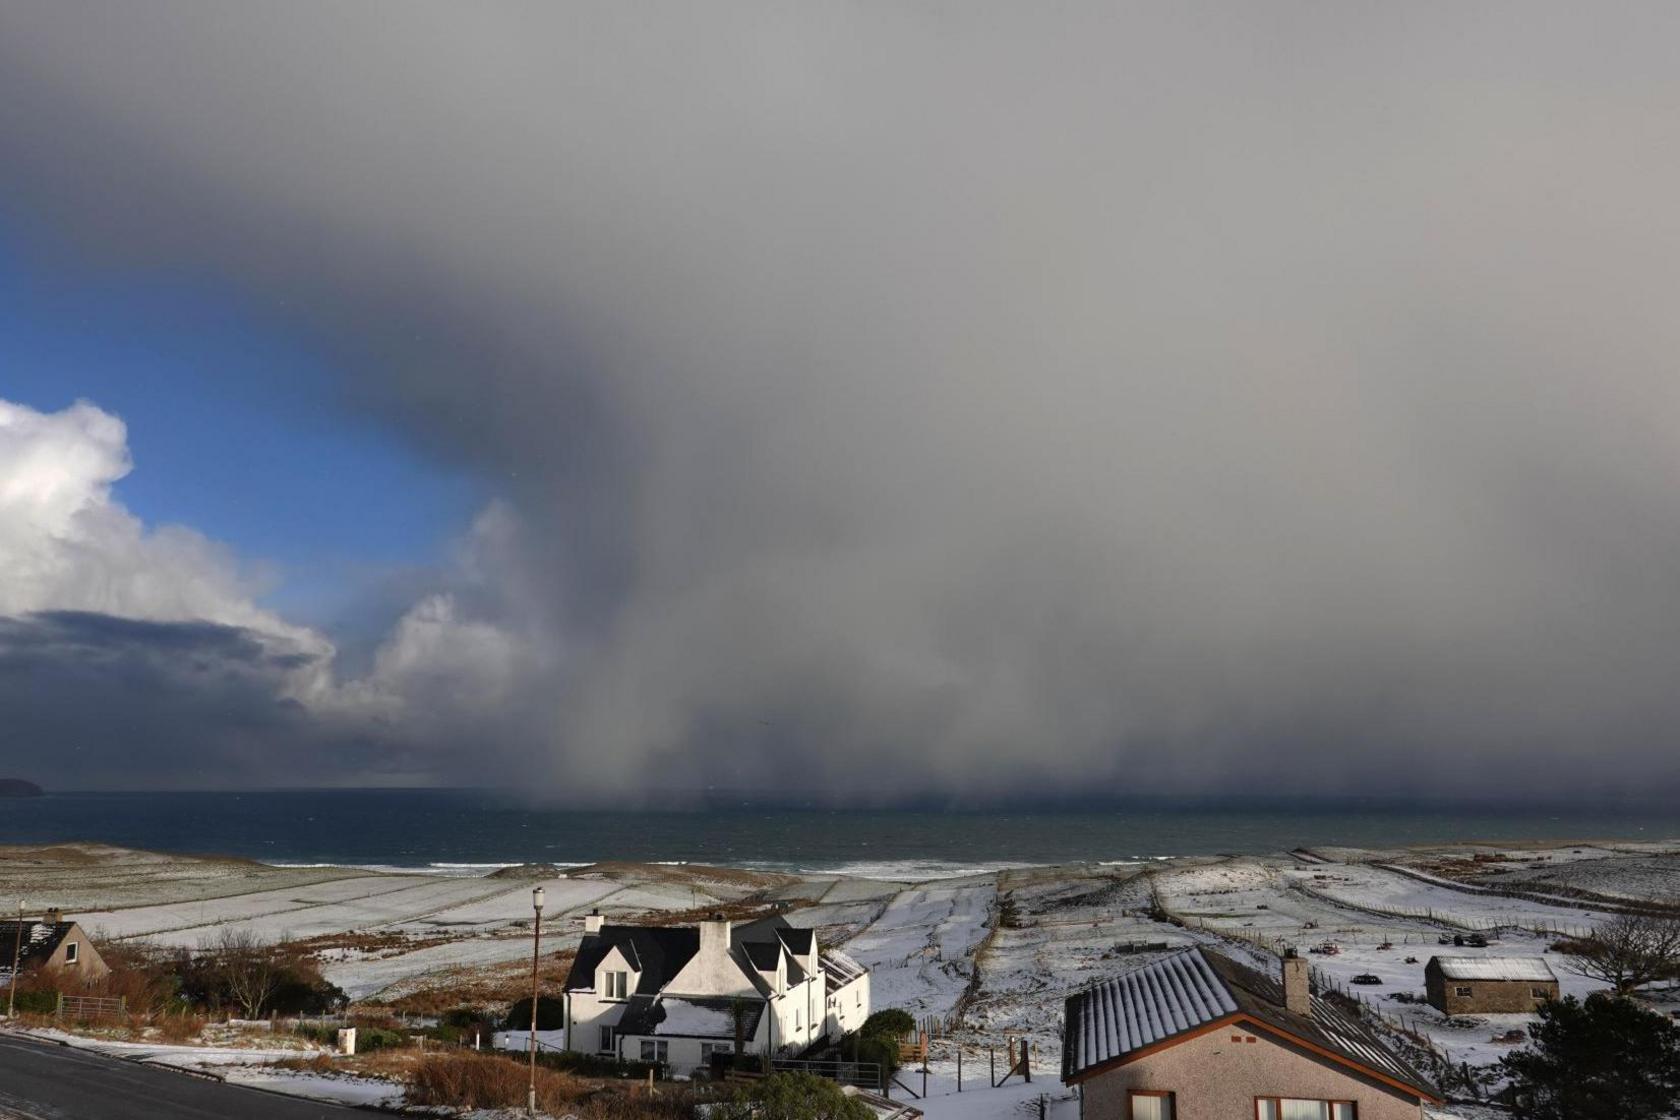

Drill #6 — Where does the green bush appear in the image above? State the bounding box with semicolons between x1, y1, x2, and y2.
859;1008;915;1040
838;1030;898;1075
355;1026;408;1053
710;1071;874;1120
10;989;59;1015
504;996;565;1031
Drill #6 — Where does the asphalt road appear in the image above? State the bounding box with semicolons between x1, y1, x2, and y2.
0;1034;360;1119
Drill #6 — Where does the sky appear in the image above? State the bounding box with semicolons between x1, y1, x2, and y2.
3;2;1680;802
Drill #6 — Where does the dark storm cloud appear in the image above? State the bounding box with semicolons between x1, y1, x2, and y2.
4;3;1680;800
0;612;399;789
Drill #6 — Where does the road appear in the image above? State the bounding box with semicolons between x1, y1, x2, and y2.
0;1034;359;1119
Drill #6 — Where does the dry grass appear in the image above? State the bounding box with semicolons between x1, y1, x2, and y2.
408;1052;702;1118
409;1051;592;1111
152;1012;209;1043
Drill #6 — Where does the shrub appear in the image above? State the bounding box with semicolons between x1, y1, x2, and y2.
355;1026;408;1053
153;1011;208;1043
9;989;59;1015
409;1052;587;1112
837;1030;898;1077
505;995;565;1031
710;1072;875;1120
859;1008;915;1040
1501;993;1680;1120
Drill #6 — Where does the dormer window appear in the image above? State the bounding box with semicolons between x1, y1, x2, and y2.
602;970;628;999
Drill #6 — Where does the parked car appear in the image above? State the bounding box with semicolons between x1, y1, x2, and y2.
1350;974;1383;986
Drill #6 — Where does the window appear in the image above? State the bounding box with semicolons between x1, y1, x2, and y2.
598;1027;614;1053
795;1008;801;1031
1257;1099;1354;1120
640;1040;668;1063
1454;986;1473;997
602;971;628;999
1530;987;1549;999
1129;1091;1174;1120
64;942;78;964
701;1042;732;1062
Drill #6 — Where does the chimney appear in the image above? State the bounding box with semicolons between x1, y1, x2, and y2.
583;908;603;935
1281;948;1311;1018
44;908;63;926
699;914;732;961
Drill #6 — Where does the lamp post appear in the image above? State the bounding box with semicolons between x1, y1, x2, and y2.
6;900;23;1019
528;886;544;1117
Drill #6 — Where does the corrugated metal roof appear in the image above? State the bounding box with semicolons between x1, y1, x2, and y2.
1430;956;1555;982
1065;949;1238;1076
1064;948;1440;1101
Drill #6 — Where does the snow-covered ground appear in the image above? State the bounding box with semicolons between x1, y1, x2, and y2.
14;836;1680;1091
838;881;997;1019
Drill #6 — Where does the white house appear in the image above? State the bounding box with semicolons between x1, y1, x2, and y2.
560;911;871;1076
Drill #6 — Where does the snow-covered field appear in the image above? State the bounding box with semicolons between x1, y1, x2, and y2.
10;836;1680;1096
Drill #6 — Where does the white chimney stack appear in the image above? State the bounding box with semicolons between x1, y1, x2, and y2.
699;915;732;961
583;909;604;935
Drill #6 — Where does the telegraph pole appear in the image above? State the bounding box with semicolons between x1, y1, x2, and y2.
528;886;544;1116
6;900;23;1019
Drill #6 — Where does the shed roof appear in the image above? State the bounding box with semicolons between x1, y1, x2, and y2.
0;921;74;979
1428;956;1556;982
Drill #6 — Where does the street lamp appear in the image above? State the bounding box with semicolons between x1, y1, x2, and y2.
6;900;23;1019
528;886;544;1117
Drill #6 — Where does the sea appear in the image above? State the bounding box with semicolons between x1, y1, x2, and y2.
2;789;1677;879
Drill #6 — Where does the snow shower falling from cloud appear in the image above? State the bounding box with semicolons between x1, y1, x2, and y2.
5;3;1680;799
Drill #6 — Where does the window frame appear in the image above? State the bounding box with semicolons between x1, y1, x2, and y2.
1129;1089;1175;1120
601;970;629;1000
1255;1097;1357;1120
64;941;79;964
1454;985;1473;997
597;1026;614;1054
1530;987;1549;999
639;1039;668;1064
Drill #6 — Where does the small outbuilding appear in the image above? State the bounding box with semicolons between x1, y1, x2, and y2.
1424;956;1557;1015
0;910;110;993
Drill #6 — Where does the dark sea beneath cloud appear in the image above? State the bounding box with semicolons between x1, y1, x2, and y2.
3;789;1677;878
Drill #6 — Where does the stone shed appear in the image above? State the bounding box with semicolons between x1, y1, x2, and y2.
1424;956;1557;1015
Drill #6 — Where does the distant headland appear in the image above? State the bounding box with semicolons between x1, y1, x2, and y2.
0;779;44;798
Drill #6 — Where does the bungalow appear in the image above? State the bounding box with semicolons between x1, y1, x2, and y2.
560;911;870;1076
0;910;110;993
1063;948;1440;1120
1424;957;1557;1015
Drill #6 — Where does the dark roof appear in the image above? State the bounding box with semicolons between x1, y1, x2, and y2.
0;921;73;976
777;928;814;957
743;942;782;971
562;915;812;1000
1063;948;1439;1101
564;925;699;995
